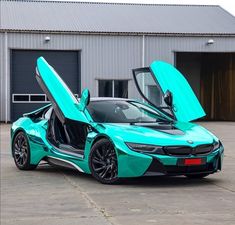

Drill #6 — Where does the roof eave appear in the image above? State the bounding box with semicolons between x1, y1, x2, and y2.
1;29;235;37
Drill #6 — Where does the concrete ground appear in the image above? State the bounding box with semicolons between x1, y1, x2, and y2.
1;122;235;225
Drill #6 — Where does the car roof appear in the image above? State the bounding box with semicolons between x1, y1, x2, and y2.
89;97;130;102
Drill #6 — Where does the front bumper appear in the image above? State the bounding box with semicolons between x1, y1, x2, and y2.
144;146;224;176
117;144;224;177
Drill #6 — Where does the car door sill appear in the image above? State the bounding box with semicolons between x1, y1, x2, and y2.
46;156;84;172
50;142;84;159
59;143;84;155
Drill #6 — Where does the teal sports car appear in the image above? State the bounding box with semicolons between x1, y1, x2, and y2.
11;57;224;184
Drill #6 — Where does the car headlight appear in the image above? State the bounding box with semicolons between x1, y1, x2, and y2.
212;141;221;151
126;142;165;154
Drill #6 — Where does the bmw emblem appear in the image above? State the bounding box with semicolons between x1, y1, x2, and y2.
187;140;193;144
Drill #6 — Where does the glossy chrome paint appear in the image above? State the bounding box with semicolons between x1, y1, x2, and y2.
150;61;206;122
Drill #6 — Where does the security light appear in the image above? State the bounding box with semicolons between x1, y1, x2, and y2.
44;36;51;42
207;39;214;45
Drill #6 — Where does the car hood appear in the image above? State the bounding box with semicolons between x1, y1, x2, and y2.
99;121;217;147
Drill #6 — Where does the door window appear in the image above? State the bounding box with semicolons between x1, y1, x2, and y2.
133;68;171;116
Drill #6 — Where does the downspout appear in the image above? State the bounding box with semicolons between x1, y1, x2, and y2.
112;80;115;97
142;35;145;95
4;32;8;123
142;34;145;67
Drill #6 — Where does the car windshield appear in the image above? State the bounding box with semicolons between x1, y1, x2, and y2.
87;100;169;123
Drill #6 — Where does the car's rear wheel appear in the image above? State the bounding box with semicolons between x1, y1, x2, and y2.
185;173;210;179
13;131;37;170
89;138;120;184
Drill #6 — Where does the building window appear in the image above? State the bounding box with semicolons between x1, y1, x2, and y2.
12;93;78;103
98;80;113;97
12;94;49;103
98;80;128;98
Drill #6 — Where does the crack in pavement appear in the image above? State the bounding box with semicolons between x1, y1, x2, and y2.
1;215;100;221
59;170;119;225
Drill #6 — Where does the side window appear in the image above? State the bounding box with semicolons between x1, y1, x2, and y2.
98;80;128;98
133;68;173;117
134;70;165;107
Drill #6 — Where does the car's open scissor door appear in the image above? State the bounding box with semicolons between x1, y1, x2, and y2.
36;57;88;124
133;61;206;122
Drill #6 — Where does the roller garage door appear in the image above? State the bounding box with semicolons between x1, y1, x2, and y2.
11;50;80;122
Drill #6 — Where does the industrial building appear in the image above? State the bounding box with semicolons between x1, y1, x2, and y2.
0;0;235;122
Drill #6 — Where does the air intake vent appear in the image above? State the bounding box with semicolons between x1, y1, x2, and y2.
193;144;213;155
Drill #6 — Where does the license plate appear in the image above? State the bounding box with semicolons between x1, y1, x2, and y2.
178;158;206;166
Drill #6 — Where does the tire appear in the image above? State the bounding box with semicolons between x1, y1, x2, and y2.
89;138;120;184
12;131;37;170
185;173;210;179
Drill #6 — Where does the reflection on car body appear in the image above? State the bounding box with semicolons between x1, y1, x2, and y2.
11;57;224;184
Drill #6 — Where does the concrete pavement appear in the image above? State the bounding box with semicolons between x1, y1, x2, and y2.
1;122;235;225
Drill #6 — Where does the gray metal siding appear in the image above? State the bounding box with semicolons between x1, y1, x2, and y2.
1;32;235;121
144;36;235;65
0;33;5;121
0;32;143;121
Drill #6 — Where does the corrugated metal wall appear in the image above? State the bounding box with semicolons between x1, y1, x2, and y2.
0;32;9;122
145;36;235;64
0;33;4;121
0;32;235;121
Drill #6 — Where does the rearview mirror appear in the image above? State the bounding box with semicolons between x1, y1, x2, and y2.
164;90;173;107
79;88;90;111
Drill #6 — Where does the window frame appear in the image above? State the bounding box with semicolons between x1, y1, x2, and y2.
132;67;174;119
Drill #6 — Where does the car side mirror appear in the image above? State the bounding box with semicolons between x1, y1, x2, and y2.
79;88;90;111
164;90;173;107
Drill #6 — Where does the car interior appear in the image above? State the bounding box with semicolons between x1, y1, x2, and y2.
45;107;88;156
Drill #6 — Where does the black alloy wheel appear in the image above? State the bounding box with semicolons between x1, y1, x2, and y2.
13;131;37;170
89;138;120;184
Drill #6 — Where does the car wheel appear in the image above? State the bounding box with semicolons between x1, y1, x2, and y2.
185;173;210;179
13;131;37;170
89;138;120;184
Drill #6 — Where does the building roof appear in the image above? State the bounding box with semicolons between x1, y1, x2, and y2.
1;0;235;35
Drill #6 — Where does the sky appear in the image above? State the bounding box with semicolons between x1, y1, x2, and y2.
54;0;235;16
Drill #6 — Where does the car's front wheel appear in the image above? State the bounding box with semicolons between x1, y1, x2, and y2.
13;131;37;170
89;138;120;184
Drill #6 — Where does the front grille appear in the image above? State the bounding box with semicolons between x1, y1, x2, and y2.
163;144;213;156
164;146;192;155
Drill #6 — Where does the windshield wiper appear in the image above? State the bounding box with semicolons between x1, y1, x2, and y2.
129;121;158;125
130;119;174;126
